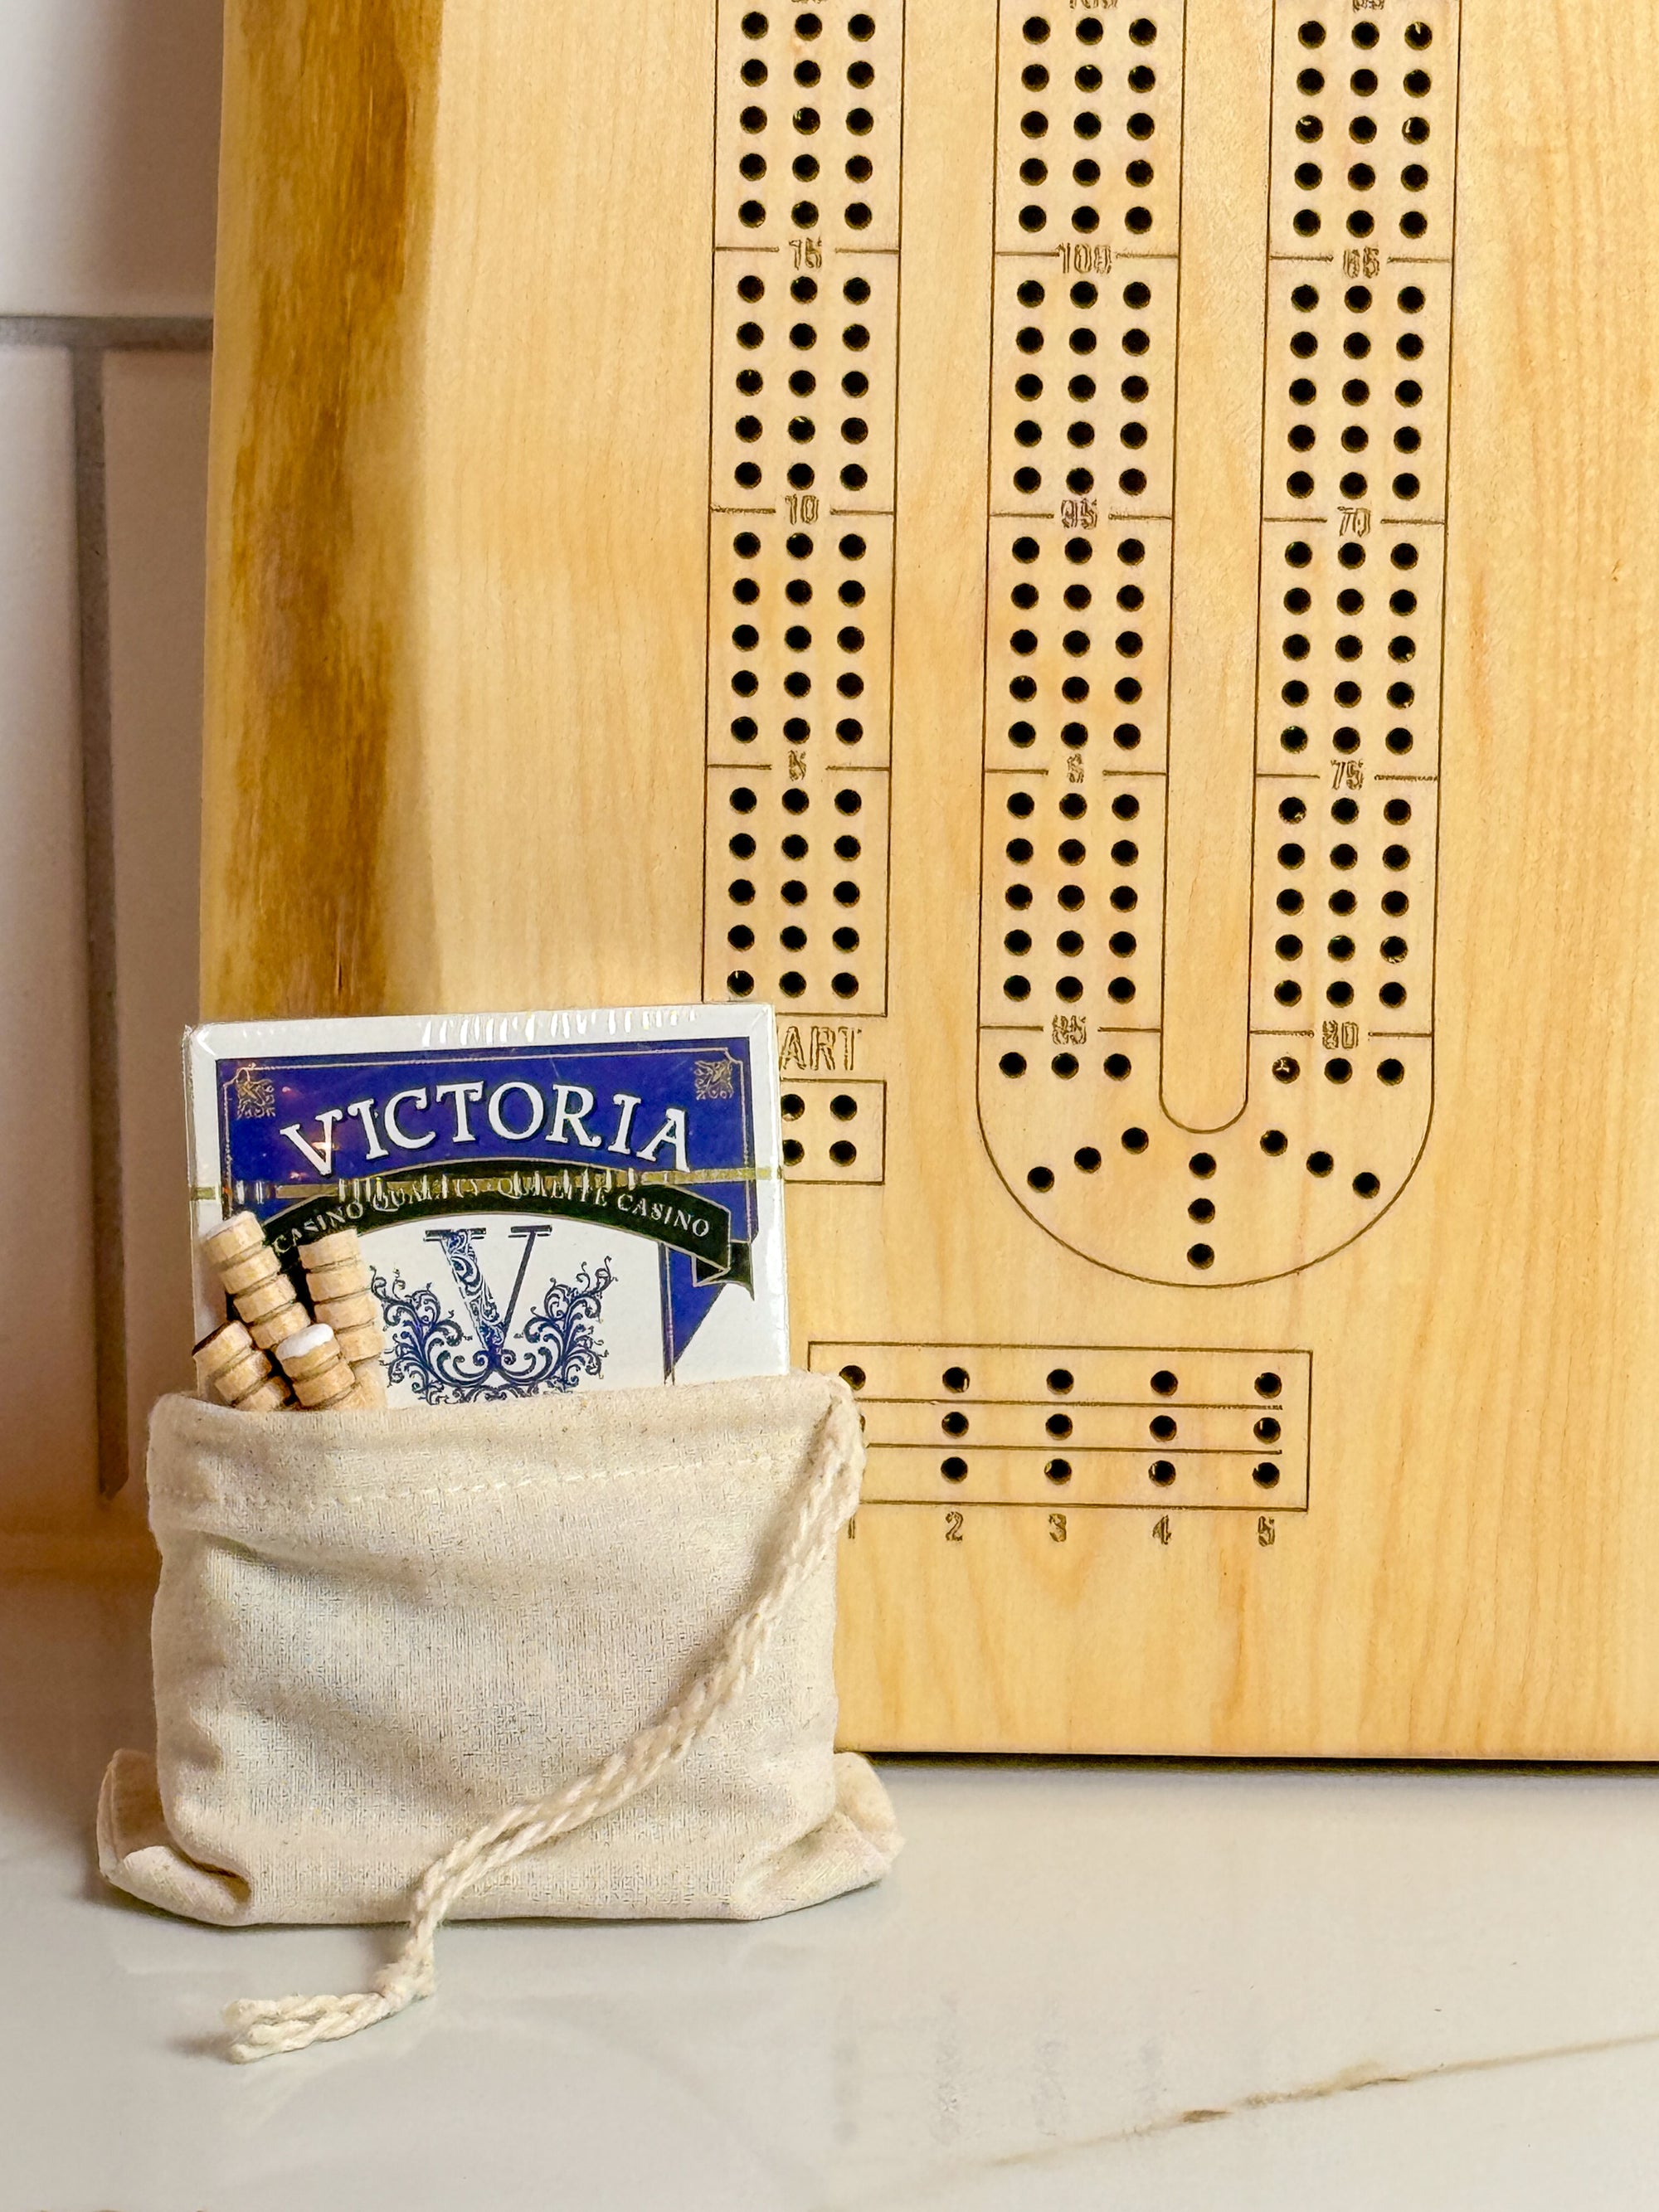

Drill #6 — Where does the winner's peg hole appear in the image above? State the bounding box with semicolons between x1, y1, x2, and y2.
1047;1368;1074;1394
1151;1370;1179;1396
941;1457;968;1482
1150;1461;1176;1486
941;1411;970;1437
839;1364;866;1390
1045;1459;1073;1484
1253;1463;1281;1489
1046;1413;1073;1440
942;1366;971;1393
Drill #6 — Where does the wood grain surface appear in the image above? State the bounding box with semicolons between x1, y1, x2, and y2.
202;0;1659;1755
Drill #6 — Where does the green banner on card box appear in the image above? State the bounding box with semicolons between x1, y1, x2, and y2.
258;1162;752;1286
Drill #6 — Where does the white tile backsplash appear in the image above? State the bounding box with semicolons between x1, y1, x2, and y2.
0;348;100;1523
104;350;208;1487
0;0;221;318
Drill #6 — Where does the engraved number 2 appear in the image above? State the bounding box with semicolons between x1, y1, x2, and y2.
945;1510;964;1542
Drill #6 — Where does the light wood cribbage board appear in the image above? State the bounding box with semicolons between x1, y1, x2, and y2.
201;0;1659;1756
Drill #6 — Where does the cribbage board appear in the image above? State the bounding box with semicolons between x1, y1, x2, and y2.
200;0;1659;1755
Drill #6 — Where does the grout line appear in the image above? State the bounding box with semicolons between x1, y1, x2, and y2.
0;315;212;1495
0;314;212;352
68;349;129;1500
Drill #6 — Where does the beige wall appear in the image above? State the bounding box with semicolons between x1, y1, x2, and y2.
0;1;220;1553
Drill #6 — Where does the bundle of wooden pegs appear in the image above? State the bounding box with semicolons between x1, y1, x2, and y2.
193;1214;389;1414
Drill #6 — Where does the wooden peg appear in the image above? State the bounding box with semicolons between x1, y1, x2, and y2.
199;1210;265;1271
304;1257;372;1305
300;1228;363;1270
275;1322;343;1380
313;1288;378;1332
193;1320;293;1412
249;1304;311;1352
236;1376;293;1414
221;1347;278;1404
333;1322;386;1365
217;1244;282;1298
275;1321;361;1410
236;1273;304;1325
348;1365;389;1409
193;1320;254;1400
294;1362;362;1411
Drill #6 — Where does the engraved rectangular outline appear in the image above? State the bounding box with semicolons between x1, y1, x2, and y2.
972;3;1461;1232
781;1076;888;1184
810;1339;1313;1511
698;2;907;1022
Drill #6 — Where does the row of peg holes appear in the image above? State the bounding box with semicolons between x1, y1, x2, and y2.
722;19;886;1009
1000;524;1148;750
735;11;881;235
780;1087;861;1169
1000;782;1135;1004
834;1357;1285;1489
725;778;863;1004
1282;283;1434;506
837;1360;1282;1397
730;274;879;498
1009;7;1161;244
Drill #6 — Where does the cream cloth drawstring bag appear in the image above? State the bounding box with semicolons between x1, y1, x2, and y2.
97;1370;899;2062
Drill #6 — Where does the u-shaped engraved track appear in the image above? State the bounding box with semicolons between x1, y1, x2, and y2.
976;0;1458;1286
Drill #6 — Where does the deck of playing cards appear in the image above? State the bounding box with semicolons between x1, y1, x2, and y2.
185;1006;789;1403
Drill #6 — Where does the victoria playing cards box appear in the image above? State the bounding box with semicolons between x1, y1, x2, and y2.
186;1006;788;1401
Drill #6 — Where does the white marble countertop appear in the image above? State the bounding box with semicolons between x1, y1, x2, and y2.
4;1573;1657;2210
